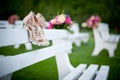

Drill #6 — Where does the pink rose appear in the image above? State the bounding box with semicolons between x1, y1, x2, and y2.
55;14;66;25
46;22;54;29
87;15;101;29
8;14;19;24
65;17;71;24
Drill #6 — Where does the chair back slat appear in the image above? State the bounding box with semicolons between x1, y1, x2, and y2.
0;29;29;47
0;29;67;47
98;23;110;40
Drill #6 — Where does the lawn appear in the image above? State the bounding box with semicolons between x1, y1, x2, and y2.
0;30;120;80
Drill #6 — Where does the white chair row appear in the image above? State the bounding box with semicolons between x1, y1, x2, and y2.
0;21;89;50
0;20;23;29
92;23;120;57
69;23;90;47
0;20;32;50
0;29;109;80
0;20;13;29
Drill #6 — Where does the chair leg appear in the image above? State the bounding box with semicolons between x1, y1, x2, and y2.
81;35;89;43
105;43;117;57
92;46;102;56
74;39;82;47
107;48;115;57
56;53;74;80
25;43;32;50
14;44;20;49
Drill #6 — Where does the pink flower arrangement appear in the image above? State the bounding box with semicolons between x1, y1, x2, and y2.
46;13;74;31
8;14;19;24
86;15;101;29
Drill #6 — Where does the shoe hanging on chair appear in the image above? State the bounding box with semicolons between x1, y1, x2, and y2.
23;11;49;46
36;13;47;28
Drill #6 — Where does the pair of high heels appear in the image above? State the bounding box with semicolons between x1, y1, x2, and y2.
23;11;49;46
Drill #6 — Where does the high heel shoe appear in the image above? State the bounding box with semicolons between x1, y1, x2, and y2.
36;13;47;28
23;11;49;46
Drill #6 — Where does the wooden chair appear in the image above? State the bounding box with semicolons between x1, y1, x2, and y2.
0;20;23;29
0;20;32;50
0;29;109;80
92;23;120;57
0;20;13;29
69;23;90;47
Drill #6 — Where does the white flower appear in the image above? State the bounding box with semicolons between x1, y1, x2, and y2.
50;19;56;24
55;14;66;24
81;22;87;27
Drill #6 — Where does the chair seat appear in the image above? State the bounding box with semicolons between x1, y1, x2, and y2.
104;35;120;43
92;23;120;57
63;64;110;80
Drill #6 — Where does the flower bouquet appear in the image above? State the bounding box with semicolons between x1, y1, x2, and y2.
8;14;19;24
8;14;19;28
81;15;101;29
46;13;74;33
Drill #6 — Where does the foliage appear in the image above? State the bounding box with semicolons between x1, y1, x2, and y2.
0;0;120;33
81;15;101;29
46;13;74;33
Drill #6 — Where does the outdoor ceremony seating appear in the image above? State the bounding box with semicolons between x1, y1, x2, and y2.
0;20;13;29
0;29;109;80
92;22;120;57
14;20;32;50
0;20;32;50
0;20;23;29
69;23;90;47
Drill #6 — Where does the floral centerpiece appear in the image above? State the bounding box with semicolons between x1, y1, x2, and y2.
46;13;74;33
8;14;19;28
8;14;19;24
81;15;101;29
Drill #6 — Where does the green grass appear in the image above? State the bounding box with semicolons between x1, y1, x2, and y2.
69;34;120;80
0;32;120;80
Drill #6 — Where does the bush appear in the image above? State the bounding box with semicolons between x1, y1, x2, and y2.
0;0;119;33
